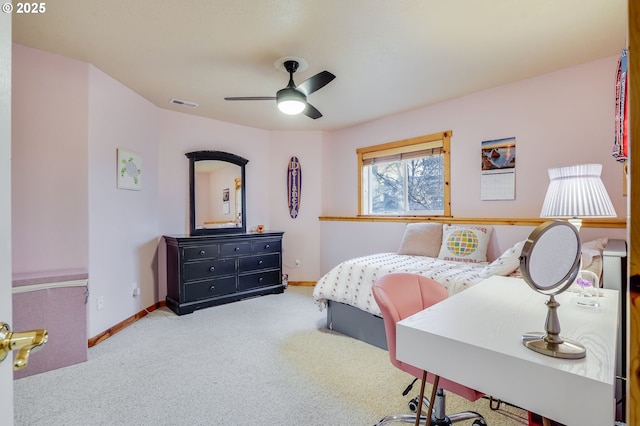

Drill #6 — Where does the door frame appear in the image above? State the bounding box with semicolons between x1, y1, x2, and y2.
0;10;13;426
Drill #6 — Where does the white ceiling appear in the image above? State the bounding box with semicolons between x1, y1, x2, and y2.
12;0;627;131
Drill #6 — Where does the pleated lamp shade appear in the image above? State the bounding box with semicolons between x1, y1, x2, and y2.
540;164;616;230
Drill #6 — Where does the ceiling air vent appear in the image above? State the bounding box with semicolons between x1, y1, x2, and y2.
169;98;199;109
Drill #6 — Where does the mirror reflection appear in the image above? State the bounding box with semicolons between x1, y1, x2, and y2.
194;160;242;229
187;151;248;236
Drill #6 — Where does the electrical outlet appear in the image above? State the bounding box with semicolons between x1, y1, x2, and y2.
294;258;301;268
97;296;104;311
133;287;140;297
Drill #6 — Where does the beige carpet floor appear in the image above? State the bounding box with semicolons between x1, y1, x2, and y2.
281;290;528;425
14;285;530;425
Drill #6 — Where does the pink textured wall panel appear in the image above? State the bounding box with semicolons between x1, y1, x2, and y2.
12;284;87;379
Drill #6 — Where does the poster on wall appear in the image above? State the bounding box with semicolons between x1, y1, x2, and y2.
480;137;516;200
117;148;142;191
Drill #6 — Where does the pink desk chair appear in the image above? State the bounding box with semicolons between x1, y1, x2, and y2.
372;273;487;426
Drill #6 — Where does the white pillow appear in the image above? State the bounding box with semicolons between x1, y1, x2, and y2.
397;223;443;257
580;237;608;280
437;224;493;263
581;237;608;269
479;240;526;278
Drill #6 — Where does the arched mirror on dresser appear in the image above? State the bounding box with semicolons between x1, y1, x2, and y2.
186;150;248;236
164;150;284;315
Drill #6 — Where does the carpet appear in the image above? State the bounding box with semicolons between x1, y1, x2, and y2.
281;321;528;425
14;286;529;425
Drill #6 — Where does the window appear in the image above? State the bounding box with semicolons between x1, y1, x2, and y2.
357;131;451;216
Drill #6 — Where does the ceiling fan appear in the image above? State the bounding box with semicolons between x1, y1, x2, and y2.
224;59;335;119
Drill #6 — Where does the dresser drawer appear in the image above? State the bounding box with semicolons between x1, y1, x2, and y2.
164;232;284;315
238;270;281;292
183;258;236;282
184;276;237;301
251;239;281;254
238;253;280;272
220;242;251;257
183;245;219;261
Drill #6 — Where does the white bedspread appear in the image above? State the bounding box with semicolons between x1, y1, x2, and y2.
313;252;488;316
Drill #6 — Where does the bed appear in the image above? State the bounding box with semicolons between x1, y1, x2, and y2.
313;223;626;350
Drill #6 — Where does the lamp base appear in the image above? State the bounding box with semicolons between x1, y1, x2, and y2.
522;332;586;359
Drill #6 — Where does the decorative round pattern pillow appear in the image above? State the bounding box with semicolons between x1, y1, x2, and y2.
438;224;493;263
446;230;479;257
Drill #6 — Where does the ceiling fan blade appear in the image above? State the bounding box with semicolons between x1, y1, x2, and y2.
296;71;335;96
303;103;322;119
224;96;276;101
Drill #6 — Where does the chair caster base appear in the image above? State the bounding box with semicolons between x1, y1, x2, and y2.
408;397;419;413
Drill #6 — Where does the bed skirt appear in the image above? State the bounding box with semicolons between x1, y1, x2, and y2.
327;300;387;350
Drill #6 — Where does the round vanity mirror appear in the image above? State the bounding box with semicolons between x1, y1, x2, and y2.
520;220;585;359
520;220;581;295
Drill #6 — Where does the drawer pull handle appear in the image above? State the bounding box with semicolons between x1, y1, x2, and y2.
258;277;263;283
234;247;240;251
209;285;215;291
265;244;270;249
209;266;215;272
258;260;264;265
199;250;206;256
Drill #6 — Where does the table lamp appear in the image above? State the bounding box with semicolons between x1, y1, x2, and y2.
540;163;616;231
520;164;616;359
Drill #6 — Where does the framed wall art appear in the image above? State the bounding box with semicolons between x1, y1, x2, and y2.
117;148;142;190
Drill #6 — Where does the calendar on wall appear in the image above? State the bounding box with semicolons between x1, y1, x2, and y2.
480;137;516;201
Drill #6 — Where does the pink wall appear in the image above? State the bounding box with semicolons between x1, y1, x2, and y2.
323;55;625;219
268;131;325;281
11;44;89;273
156;109;270;237
208;166;240;223
319;56;627;272
87;65;159;337
323;57;626;217
195;172;211;224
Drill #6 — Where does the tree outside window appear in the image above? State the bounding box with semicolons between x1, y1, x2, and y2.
358;131;450;217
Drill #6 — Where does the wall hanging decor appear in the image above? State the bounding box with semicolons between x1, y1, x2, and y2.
117;148;142;190
480;137;516;200
613;48;628;196
287;156;301;218
613;48;628;163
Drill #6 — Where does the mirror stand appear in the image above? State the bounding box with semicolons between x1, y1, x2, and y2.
521;295;586;359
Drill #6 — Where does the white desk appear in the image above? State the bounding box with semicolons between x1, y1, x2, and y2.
396;276;618;426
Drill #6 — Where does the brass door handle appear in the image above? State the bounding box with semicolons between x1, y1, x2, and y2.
0;322;48;370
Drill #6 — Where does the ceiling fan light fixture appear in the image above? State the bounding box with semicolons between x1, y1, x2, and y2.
225;57;334;120
276;88;306;115
278;99;306;115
